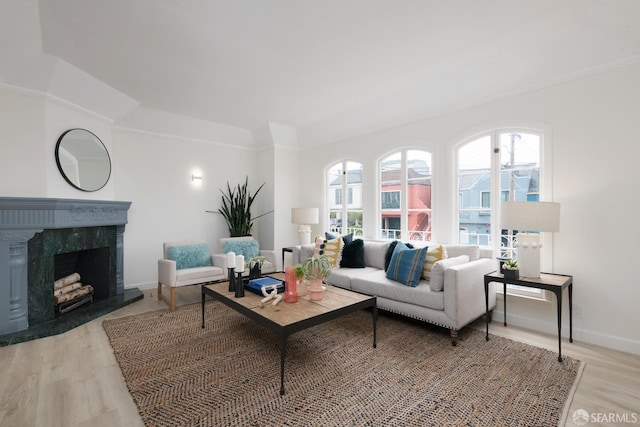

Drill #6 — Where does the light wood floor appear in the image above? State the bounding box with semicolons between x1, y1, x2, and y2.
0;285;638;427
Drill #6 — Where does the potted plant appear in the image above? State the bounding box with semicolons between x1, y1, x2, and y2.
503;259;519;280
217;177;270;237
302;255;333;300
247;255;266;280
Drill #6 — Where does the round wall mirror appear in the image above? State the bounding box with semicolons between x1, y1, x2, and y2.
55;129;111;192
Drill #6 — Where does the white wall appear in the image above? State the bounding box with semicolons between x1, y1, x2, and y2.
44;101;115;200
298;63;640;355
0;90;47;196
112;129;257;287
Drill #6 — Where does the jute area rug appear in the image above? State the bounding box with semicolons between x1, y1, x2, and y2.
103;300;583;427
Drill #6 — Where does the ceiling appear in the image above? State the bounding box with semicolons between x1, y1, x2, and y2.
2;1;640;148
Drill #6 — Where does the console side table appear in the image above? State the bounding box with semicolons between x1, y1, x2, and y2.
484;271;573;362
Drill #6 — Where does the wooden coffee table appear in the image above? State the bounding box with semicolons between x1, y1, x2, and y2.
201;273;377;395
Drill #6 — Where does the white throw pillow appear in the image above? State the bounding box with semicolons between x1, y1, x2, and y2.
429;255;469;292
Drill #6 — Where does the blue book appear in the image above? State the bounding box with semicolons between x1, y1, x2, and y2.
244;276;284;295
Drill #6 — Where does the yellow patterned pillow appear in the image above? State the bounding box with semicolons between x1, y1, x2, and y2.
422;244;448;281
320;237;344;267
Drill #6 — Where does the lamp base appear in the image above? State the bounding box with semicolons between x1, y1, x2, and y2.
298;224;311;246
515;233;541;278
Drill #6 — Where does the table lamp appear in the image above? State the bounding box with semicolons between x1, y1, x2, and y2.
291;207;319;245
500;201;560;278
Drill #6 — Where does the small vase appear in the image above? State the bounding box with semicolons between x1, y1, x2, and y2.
308;278;325;301
284;267;298;303
504;269;519;280
249;264;261;280
297;279;308;297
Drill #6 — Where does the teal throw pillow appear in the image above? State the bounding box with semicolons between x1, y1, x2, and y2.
167;243;213;270
223;240;260;259
385;242;427;287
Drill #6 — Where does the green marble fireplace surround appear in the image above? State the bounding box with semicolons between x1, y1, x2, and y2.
0;197;142;346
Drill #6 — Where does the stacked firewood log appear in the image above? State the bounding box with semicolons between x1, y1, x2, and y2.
53;273;94;305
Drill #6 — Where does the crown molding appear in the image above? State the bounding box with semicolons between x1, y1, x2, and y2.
0;82;114;124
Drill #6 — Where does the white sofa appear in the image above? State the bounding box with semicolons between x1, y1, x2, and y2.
293;240;497;345
158;240;226;311
212;236;277;278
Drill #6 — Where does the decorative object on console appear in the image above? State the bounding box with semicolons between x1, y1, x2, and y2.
500;201;560;278
214;176;271;237
502;259;519;280
291;207;319;245
283;267;298;303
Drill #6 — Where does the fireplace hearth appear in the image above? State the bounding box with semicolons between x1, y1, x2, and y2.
0;197;143;346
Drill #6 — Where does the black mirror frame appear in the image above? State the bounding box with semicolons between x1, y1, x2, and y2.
55;128;112;192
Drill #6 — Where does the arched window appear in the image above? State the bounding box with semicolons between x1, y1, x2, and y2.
379;150;432;241
327;161;363;236
457;130;550;298
457;131;543;250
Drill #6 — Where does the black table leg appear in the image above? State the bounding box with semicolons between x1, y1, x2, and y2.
372;303;378;348
201;286;205;329
280;334;287;396
503;283;507;326
554;289;563;362
484;280;489;341
569;283;573;343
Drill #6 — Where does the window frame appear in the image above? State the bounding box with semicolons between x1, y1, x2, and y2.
455;128;553;301
378;149;433;242
327;160;363;237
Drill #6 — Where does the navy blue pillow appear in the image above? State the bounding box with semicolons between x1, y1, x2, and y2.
384;240;414;271
340;239;365;268
386;243;427;287
325;232;354;245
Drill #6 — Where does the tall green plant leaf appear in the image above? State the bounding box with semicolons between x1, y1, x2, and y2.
217;177;268;237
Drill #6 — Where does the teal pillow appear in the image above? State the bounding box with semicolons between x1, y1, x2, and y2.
223;240;259;259
385;242;427;287
167;243;213;270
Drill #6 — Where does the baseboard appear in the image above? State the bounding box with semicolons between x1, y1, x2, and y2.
492;309;640;356
126;281;157;291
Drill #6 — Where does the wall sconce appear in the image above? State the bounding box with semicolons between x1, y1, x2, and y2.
191;170;202;185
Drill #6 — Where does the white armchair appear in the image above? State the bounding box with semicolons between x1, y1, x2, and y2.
212;236;277;278
158;240;225;311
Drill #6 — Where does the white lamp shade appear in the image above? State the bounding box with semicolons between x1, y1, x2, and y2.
500;202;560;232
291;208;319;225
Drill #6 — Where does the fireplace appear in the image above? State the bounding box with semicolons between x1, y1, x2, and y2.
0;197;143;345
